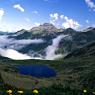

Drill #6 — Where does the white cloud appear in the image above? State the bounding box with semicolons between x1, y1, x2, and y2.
34;22;41;27
13;39;44;44
0;35;44;47
13;4;25;12
0;23;23;32
62;16;80;29
50;13;59;21
85;0;95;11
0;48;43;60
0;35;12;48
0;21;32;32
49;13;80;29
0;35;44;49
86;20;89;23
50;20;55;25
0;9;4;21
32;11;38;14
0;36;44;60
60;15;64;19
49;13;59;26
25;18;31;22
0;48;32;60
45;35;68;60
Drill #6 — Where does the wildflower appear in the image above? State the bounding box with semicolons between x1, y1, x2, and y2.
17;90;24;94
7;90;12;93
33;89;39;94
83;89;87;93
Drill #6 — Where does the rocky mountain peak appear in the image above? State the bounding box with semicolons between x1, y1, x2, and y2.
31;23;57;32
40;23;55;27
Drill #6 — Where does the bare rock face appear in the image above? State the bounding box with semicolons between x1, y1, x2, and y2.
30;23;58;32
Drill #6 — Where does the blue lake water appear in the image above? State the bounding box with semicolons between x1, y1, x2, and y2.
16;65;56;78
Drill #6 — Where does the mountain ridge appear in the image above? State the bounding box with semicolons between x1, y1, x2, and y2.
0;23;95;60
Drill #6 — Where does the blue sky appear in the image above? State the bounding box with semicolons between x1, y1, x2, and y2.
0;0;95;32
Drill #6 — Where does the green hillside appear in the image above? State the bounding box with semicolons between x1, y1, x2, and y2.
0;56;94;95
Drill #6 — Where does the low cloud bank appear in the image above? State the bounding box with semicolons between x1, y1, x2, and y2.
0;35;44;48
13;39;44;44
0;35;67;60
0;35;44;60
0;48;43;60
45;35;68;60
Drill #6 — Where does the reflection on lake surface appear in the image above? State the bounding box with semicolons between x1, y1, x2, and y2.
16;65;56;78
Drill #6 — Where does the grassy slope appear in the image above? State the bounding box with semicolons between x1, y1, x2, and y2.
0;56;95;94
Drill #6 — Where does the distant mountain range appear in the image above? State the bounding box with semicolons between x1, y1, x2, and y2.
0;23;95;60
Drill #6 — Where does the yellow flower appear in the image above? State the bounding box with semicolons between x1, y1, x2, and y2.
83;89;87;93
7;90;12;93
17;90;24;94
33;89;39;94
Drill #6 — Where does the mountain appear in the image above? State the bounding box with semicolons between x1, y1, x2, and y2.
0;24;95;94
0;23;95;60
0;24;95;93
8;29;32;39
30;23;59;33
83;27;95;32
9;23;76;40
64;41;95;58
8;23;61;39
0;31;10;35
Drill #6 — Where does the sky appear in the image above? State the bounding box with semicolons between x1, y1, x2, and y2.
0;0;95;32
